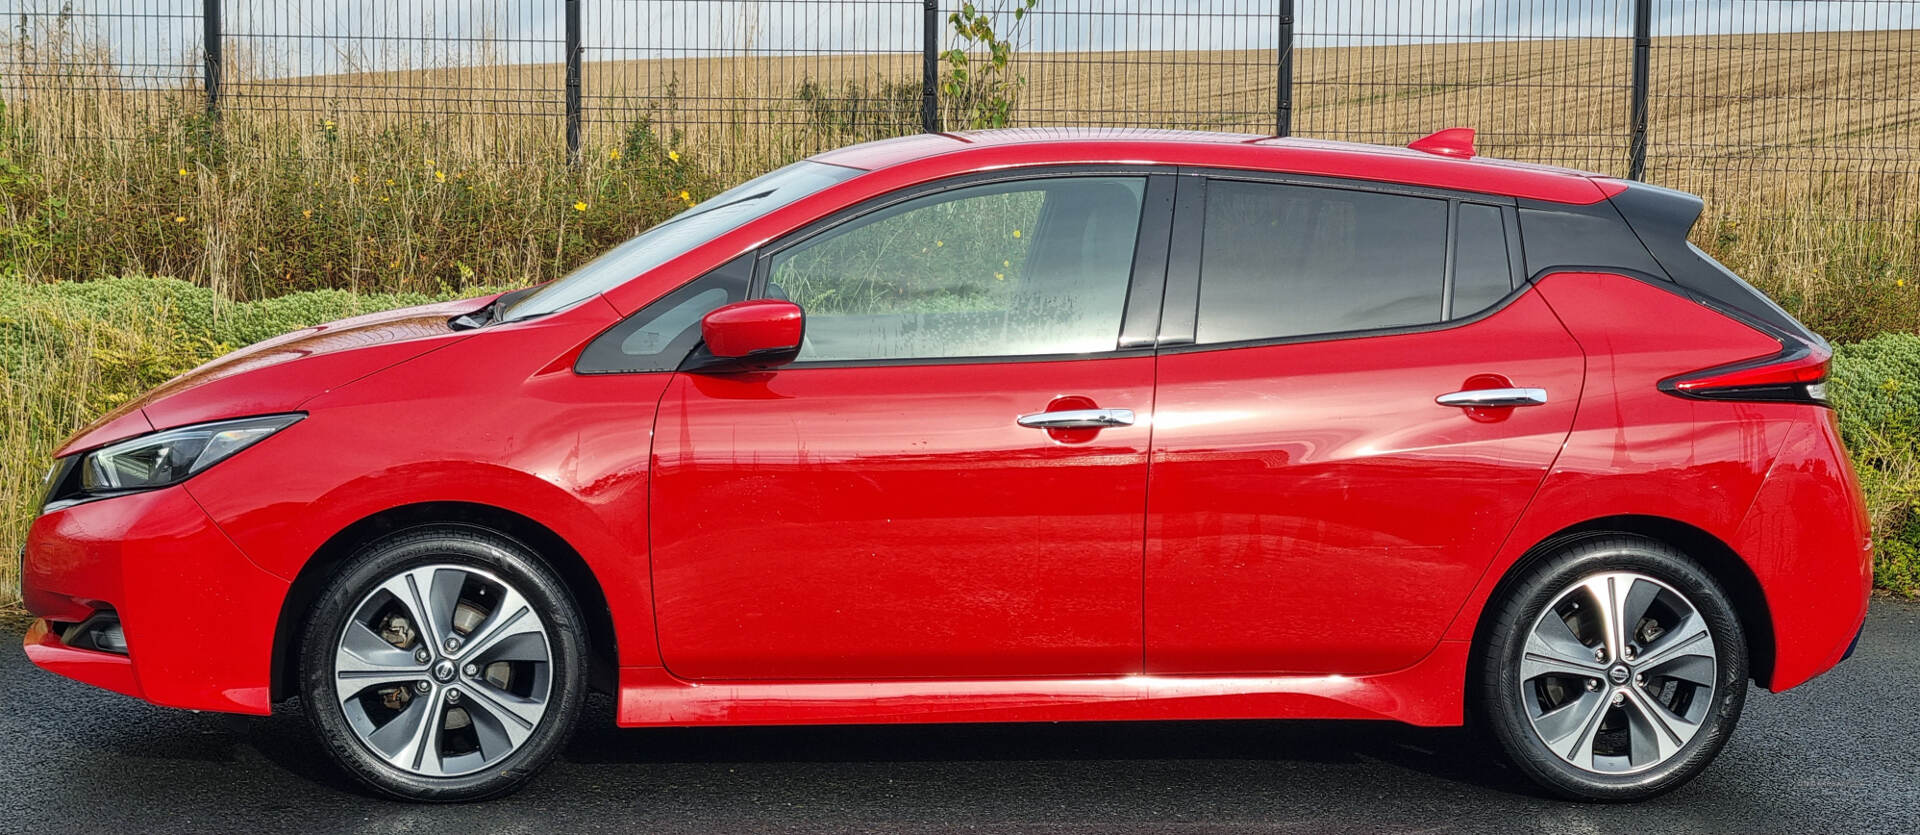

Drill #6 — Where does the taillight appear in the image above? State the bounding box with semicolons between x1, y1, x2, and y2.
1659;340;1831;405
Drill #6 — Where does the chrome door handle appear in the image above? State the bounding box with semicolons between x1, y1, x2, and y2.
1017;408;1136;429
1436;387;1549;408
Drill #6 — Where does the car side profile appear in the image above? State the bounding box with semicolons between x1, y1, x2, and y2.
21;127;1870;802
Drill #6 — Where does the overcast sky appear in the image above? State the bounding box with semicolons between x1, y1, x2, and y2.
8;1;1918;81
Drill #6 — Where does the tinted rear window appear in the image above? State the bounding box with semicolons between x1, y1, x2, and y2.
1196;180;1447;344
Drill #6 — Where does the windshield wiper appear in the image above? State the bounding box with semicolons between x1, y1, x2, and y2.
449;294;513;330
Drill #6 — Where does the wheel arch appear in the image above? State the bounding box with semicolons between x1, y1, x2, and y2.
1466;514;1776;695
269;501;619;702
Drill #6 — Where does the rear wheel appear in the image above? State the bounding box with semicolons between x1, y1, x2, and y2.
298;525;588;801
1479;534;1748;801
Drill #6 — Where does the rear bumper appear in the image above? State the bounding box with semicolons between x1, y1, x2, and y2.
1735;414;1874;692
20;487;288;714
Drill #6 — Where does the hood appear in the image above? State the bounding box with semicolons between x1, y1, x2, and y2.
55;295;490;457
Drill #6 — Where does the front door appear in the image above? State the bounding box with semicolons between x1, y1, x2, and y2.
650;173;1170;680
1146;176;1584;675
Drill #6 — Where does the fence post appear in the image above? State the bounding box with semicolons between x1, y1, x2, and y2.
202;0;221;119
1277;0;1293;137
565;0;583;164
921;0;941;133
1628;0;1651;180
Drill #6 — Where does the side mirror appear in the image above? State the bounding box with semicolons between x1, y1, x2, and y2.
688;299;804;372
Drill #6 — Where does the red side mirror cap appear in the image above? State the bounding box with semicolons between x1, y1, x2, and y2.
696;299;805;370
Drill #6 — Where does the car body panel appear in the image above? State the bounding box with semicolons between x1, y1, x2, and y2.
21;486;286;714
1145;290;1584;675
648;358;1155;680
19;130;1870;734
55;296;488;457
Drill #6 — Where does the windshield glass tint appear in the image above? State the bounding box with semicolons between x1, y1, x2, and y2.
501;160;863;321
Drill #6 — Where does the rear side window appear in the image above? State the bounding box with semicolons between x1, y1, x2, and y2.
1450;203;1515;317
1195;180;1447;344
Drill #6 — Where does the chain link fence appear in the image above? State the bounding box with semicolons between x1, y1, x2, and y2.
5;1;1918;220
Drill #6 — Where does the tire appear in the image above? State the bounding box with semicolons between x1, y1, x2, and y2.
1478;534;1748;802
298;524;588;802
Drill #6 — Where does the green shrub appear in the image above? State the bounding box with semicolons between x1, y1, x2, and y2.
1829;333;1920;596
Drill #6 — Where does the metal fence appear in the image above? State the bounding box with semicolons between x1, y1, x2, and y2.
5;1;1919;220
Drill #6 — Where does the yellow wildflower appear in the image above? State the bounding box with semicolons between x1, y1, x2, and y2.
608;148;622;161
302;209;313;219
995;272;1005;281
177;167;189;177
1002;259;1011;268
668;150;680;163
935;240;944;247
425;159;435;167
573;201;588;212
435;170;446;183
1012;229;1021;238
385;178;395;186
679;190;692;202
173;215;186;223
349;174;361;185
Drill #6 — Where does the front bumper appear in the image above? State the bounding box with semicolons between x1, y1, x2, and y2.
20;486;289;715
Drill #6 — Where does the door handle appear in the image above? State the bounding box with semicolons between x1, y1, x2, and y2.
1017;408;1136;429
1436;387;1549;408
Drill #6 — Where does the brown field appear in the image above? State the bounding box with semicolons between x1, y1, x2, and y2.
4;29;1920;608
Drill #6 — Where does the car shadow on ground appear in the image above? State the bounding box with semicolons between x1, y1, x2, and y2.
236;693;1544;802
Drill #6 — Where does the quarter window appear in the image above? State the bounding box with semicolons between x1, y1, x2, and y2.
1451;202;1515;317
768;177;1146;362
1195;180;1448;344
575;255;751;373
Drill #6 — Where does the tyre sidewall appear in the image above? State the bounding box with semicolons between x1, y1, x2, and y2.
298;524;588;802
1481;534;1749;801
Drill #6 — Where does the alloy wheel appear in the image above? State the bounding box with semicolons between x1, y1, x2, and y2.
1518;570;1719;775
333;564;553;777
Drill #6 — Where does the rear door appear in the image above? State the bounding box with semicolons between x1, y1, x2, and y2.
1145;174;1584;675
650;171;1175;680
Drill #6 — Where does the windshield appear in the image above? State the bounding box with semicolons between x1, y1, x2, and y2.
500;160;864;322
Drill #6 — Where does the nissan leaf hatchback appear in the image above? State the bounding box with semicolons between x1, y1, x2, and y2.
21;128;1870;802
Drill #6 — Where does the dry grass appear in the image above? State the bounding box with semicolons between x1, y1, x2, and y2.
4;28;1920;609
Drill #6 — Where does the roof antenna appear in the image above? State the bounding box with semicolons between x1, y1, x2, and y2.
1408;127;1476;159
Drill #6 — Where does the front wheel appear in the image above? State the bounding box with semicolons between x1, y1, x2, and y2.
1479;534;1749;801
298;525;588;801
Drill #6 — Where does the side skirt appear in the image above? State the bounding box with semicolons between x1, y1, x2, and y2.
616;641;1467;728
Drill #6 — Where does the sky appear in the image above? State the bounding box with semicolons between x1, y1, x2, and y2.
6;0;1919;82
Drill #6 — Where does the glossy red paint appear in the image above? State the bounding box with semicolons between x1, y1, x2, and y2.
20;130;1867;739
649;357;1152;680
1407;126;1478;158
1146;290;1585;675
699;299;804;361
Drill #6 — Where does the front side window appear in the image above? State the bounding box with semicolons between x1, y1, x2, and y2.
1195;180;1448;344
767;176;1147;362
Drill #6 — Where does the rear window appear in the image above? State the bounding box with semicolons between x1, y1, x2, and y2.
1195;181;1448;344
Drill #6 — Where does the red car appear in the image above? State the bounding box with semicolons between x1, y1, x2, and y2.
21;128;1870;802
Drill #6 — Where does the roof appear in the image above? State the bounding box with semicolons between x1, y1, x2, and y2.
811;127;1621;205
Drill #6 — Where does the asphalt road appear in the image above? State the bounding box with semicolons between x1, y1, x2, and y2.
2;603;1916;835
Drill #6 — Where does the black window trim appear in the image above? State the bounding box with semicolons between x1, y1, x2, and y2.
1158;167;1529;354
744;165;1179;370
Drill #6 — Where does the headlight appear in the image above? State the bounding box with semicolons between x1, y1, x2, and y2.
50;414;303;506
